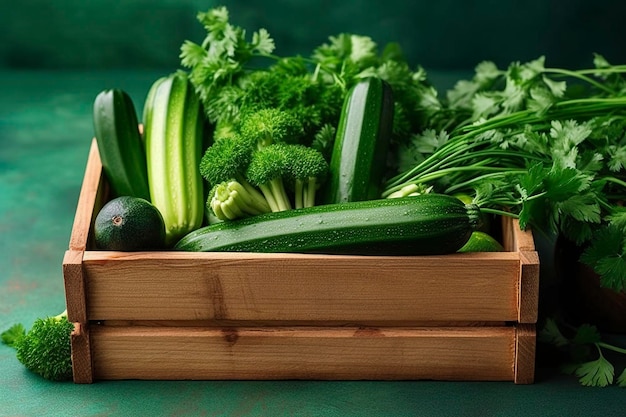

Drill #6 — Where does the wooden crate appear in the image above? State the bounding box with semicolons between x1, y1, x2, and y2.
63;140;539;384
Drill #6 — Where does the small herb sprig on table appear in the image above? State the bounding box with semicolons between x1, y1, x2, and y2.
540;318;626;387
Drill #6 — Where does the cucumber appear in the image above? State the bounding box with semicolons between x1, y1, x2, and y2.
324;77;394;204
92;89;150;201
174;194;481;255
143;71;206;246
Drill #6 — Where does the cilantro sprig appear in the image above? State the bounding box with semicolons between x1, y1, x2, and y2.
540;318;626;387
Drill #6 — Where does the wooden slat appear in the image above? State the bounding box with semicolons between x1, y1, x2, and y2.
82;251;522;323
514;324;536;384
70;322;93;383
91;325;516;381
518;251;540;324
502;216;535;252
69;139;105;252
63;250;87;324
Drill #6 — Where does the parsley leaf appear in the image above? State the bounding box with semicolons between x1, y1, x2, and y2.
572;324;602;345
549;120;592;169
1;323;25;348
539;318;626;387
538;318;569;347
580;224;626;291
447;60;501;112
575;352;615;387
607;143;626;172
395;130;450;173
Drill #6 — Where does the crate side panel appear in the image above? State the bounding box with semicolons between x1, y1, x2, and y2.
70;322;93;383
90;326;516;381
518;251;540;324
69;139;105;252
502;216;535;252
63;250;87;323
83;252;522;323
514;324;536;384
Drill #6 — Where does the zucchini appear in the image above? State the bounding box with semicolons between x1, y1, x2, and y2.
92;89;150;201
143;71;205;246
324;77;394;204
174;194;481;255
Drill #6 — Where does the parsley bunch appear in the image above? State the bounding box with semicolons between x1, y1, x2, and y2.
384;55;626;293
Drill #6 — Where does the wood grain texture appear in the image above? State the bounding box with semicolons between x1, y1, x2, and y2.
68;139;104;252
62;250;86;323
90;325;517;381
514;324;536;384
70;322;93;383
82;251;522;323
501;216;535;252
518;251;540;324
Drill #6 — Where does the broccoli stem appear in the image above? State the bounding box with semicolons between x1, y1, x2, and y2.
210;180;271;220
233;174;272;212
259;178;292;212
304;177;318;208
270;178;292;211
293;177;321;209
294;180;305;209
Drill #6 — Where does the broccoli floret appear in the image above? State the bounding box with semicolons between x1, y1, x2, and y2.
209;180;271;220
283;144;329;208
199;135;268;204
199;136;252;186
238;108;305;149
246;144;292;212
2;310;73;381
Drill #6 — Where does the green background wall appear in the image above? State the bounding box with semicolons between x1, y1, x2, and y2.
2;0;625;71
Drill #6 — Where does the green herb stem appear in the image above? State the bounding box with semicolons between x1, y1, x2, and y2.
445;169;528;194
415;165;519;184
477;206;519;219
598;341;626;355
543;67;616;95
602;176;626;190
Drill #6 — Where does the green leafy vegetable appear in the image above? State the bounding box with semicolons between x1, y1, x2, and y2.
575;351;615;387
540;318;626;388
580;222;626;292
180;6;437;153
384;55;626;291
1;311;73;381
283;144;329;209
246;144;293;212
209;180;271;221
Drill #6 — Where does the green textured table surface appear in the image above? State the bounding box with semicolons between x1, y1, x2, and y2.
1;70;625;417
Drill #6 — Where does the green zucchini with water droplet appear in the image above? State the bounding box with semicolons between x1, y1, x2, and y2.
324;76;394;204
92;89;150;201
174;194;481;255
